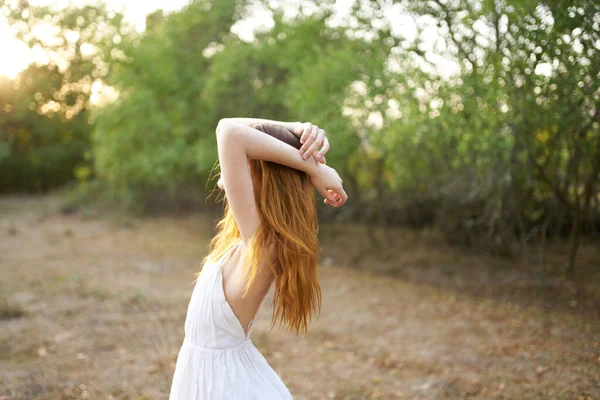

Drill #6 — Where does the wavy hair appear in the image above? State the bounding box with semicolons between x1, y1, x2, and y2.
203;122;321;335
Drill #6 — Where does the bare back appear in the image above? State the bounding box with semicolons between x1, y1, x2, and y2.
220;241;274;335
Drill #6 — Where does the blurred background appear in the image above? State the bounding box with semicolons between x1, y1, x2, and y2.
0;0;599;399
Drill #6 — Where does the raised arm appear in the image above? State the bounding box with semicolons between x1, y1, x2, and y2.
216;119;347;243
218;117;299;132
219;118;329;163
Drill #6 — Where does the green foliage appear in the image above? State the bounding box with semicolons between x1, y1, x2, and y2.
0;2;132;192
92;1;377;190
93;0;247;189
0;66;89;191
380;0;600;268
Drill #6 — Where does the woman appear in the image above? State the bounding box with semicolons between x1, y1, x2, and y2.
169;117;348;399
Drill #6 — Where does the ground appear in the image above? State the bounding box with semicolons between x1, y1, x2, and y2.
0;196;598;400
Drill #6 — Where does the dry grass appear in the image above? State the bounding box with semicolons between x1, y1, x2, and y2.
0;298;27;321
0;195;598;400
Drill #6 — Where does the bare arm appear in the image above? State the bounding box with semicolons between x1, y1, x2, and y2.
216;119;347;243
219;117;329;163
219;117;299;132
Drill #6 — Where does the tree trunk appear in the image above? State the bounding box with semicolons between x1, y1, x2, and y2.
538;207;553;269
566;210;581;276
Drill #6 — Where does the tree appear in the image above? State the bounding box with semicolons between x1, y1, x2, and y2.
374;0;600;272
92;0;248;191
0;2;132;192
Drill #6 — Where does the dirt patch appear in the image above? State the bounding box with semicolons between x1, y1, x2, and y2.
0;196;598;399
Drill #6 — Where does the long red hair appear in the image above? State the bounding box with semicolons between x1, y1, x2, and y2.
204;122;321;335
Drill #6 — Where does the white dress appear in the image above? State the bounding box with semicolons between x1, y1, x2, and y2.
169;241;293;400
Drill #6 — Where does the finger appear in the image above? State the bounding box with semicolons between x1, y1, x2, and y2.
321;188;337;204
324;190;340;208
317;137;330;160
299;124;315;155
293;124;304;137
307;125;321;155
337;186;348;205
303;128;324;160
325;189;339;205
301;125;319;158
300;123;312;145
312;150;326;164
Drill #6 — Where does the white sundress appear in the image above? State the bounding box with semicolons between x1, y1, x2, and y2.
169;241;293;400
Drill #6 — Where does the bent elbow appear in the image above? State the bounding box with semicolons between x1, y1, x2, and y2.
216;118;231;136
216;120;242;146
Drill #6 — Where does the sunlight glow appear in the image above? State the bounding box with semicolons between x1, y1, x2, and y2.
0;0;191;79
0;0;449;82
0;16;32;79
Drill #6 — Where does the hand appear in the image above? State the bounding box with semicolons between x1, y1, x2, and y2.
309;164;348;207
293;122;330;164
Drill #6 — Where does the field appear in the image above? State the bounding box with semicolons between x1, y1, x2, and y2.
1;196;599;400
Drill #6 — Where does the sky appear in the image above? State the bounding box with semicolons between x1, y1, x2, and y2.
0;0;450;79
